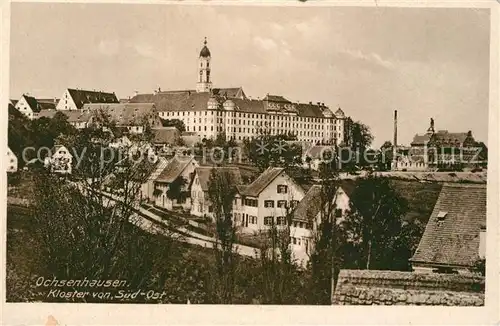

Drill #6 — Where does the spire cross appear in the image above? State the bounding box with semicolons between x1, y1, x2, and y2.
204;37;207;45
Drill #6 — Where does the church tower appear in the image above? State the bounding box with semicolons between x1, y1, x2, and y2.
196;37;212;93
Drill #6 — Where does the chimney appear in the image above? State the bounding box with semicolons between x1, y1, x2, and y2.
393;110;398;170
134;90;139;97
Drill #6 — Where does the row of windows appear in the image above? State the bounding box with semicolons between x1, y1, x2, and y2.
263;216;313;229
163;110;341;123
263;200;299;208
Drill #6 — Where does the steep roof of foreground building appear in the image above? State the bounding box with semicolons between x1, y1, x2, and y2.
152;127;181;145
237;167;286;197
333;269;484;306
193;166;243;192
410;183;486;269
155;156;195;183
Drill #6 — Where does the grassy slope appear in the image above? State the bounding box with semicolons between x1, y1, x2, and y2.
389;179;443;224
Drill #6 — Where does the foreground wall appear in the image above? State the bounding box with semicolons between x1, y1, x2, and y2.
332;269;484;306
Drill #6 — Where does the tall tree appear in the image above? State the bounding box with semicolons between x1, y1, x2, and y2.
307;154;343;304
30;117;174;303
340;174;408;270
160;118;186;132
207;169;238;303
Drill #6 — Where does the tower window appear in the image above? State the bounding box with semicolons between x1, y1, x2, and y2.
207;62;209;68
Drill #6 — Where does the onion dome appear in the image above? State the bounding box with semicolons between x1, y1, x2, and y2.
200;37;211;58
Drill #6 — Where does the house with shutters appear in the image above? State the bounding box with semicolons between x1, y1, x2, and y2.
233;167;305;233
190;166;243;220
153;156;198;210
56;88;119;111
410;183;486;274
7;147;18;173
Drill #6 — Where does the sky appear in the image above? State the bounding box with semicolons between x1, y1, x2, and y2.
10;3;491;147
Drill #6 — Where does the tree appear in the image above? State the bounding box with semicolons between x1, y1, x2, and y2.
207;169;238;303
255;194;304;304
378;141;393;171
307;154;343;304
166;176;188;205
340;174;409;270
29;118;175;303
244;131;303;172
160;118;186;132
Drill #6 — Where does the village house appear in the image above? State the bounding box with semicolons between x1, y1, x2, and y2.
139;157;169;203
7;147;18;173
290;182;354;262
44;145;73;174
152;126;182;152
82;103;162;134
14;94;57;120
410;183;486;274
153;156;198;210
302;145;335;171
233;167;305;233
56;88;119;111
38;110;93;129
190;166;243;220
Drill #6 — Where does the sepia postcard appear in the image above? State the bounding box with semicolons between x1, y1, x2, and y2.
1;0;499;325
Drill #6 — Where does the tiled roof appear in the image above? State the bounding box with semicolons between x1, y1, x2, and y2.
37;109;93;124
67;88;119;109
296;103;331;118
155;156;194;183
130;91;213;112
238;167;285;197
194;166;243;192
333;269;484;306
410;183;486;268
292;185;322;222
37;101;56;111
82;103;157;126
152;127;180;145
411;133;432;146
432;130;470;146
263;94;291;103
212;87;246;99
131;89;338;118
292;181;355;222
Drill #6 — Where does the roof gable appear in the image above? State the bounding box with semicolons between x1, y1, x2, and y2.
194;166;243;192
155;156;193;183
410;183;486;268
239;167;287;197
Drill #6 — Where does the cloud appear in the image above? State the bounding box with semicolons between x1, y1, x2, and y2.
340;49;394;69
133;43;156;59
97;39;120;56
253;36;277;51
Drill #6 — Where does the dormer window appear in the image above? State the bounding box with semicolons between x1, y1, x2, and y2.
437;211;448;220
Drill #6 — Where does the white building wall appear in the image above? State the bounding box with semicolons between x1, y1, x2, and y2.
56;89;78;111
15;96;35;120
